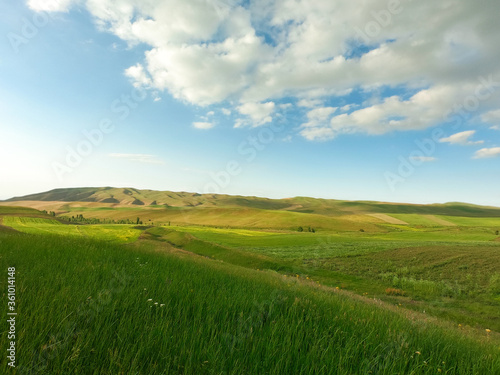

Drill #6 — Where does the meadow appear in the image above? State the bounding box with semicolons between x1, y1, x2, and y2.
144;225;500;332
2;216;142;243
1;229;499;374
1;188;500;373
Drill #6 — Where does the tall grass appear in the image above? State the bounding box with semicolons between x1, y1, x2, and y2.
1;232;499;374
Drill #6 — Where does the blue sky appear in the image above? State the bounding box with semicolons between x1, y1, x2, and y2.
1;0;499;206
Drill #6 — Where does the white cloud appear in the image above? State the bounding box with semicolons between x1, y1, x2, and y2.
340;104;354;112
236;101;275;126
473;147;500;159
279;103;292;110
491;125;500;130
28;0;75;12
301;85;474;140
233;119;245;128
35;0;500;140
306;107;337;121
298;98;323;108
410;156;437;162
193;121;215;130
124;64;152;88
300;127;335;141
109;153;164;164
439;130;484;146
300;106;338;139
221;108;231;116
482;109;500;126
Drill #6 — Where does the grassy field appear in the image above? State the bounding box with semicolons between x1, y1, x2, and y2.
1;230;499;374
3;216;143;243
2;195;500;373
389;213;500;227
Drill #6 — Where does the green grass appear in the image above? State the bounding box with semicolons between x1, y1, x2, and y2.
3;216;143;243
2;203;500;373
59;206;381;232
1;231;499;374
165;225;498;258
389;214;500;227
387;214;449;226
440;216;500;227
0;206;43;216
147;225;500;331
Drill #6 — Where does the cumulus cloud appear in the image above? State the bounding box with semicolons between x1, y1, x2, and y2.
193;121;215;130
125;64;152;88
302;85;475;140
439;130;484;145
306;107;337;121
34;0;500;140
236;101;275;127
300;106;338;139
473;147;500;159
109;153;164;164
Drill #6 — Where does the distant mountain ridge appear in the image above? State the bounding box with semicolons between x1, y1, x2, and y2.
4;187;500;217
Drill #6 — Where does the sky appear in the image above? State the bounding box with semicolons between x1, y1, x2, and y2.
1;0;499;206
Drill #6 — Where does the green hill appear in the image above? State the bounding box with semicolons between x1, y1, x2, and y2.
4;187;500;218
3;187;500;234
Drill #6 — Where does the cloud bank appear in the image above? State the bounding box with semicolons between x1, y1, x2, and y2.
30;0;500;139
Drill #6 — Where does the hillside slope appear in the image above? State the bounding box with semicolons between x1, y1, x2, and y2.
5;187;500;217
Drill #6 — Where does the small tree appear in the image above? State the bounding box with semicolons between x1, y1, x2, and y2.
496;230;499;236
136;217;140;225
297;226;303;232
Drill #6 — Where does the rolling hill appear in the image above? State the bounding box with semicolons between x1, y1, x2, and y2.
3;187;500;232
5;187;500;215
